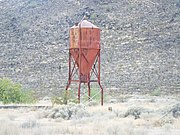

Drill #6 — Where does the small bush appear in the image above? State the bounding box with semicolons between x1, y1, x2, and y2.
51;96;64;106
124;107;142;119
151;87;161;96
45;103;89;120
21;120;39;129
51;88;105;106
0;78;36;104
172;103;180;118
51;90;78;106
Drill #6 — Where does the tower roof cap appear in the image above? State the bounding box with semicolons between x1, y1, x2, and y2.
71;20;99;28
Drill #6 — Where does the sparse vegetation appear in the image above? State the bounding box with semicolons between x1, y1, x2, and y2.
51;90;78;106
51;88;105;106
0;95;180;135
124;107;142;119
151;87;161;96
81;88;102;103
0;78;36;104
44;103;89;120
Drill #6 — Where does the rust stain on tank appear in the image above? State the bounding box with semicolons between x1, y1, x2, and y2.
69;20;100;82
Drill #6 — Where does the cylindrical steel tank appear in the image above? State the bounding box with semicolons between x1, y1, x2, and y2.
70;20;100;49
69;20;100;82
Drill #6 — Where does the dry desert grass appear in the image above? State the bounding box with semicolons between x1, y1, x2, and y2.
0;94;179;135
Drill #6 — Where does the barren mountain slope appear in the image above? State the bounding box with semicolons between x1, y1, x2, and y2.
0;0;179;96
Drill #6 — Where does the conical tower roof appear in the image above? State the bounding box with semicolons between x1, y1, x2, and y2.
71;20;99;28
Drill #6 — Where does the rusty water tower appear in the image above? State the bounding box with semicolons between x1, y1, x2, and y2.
65;19;104;105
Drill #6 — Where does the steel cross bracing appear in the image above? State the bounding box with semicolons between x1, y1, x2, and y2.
65;49;104;105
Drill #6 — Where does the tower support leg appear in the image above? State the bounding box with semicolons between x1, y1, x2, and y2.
98;50;103;106
88;82;91;100
99;83;104;106
78;82;81;103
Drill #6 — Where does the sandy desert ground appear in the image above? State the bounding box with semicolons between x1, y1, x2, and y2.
0;94;180;135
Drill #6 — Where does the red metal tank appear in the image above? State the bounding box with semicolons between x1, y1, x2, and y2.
66;20;103;105
69;20;100;82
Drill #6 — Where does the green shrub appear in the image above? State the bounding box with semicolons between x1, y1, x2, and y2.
51;90;78;106
0;78;36;104
51;88;105;106
19;90;36;104
87;88;101;102
150;87;161;96
80;87;105;104
51;96;64;106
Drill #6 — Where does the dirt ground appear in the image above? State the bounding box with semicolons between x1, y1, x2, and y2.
0;94;180;135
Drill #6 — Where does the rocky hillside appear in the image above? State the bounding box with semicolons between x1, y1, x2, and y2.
0;0;179;96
